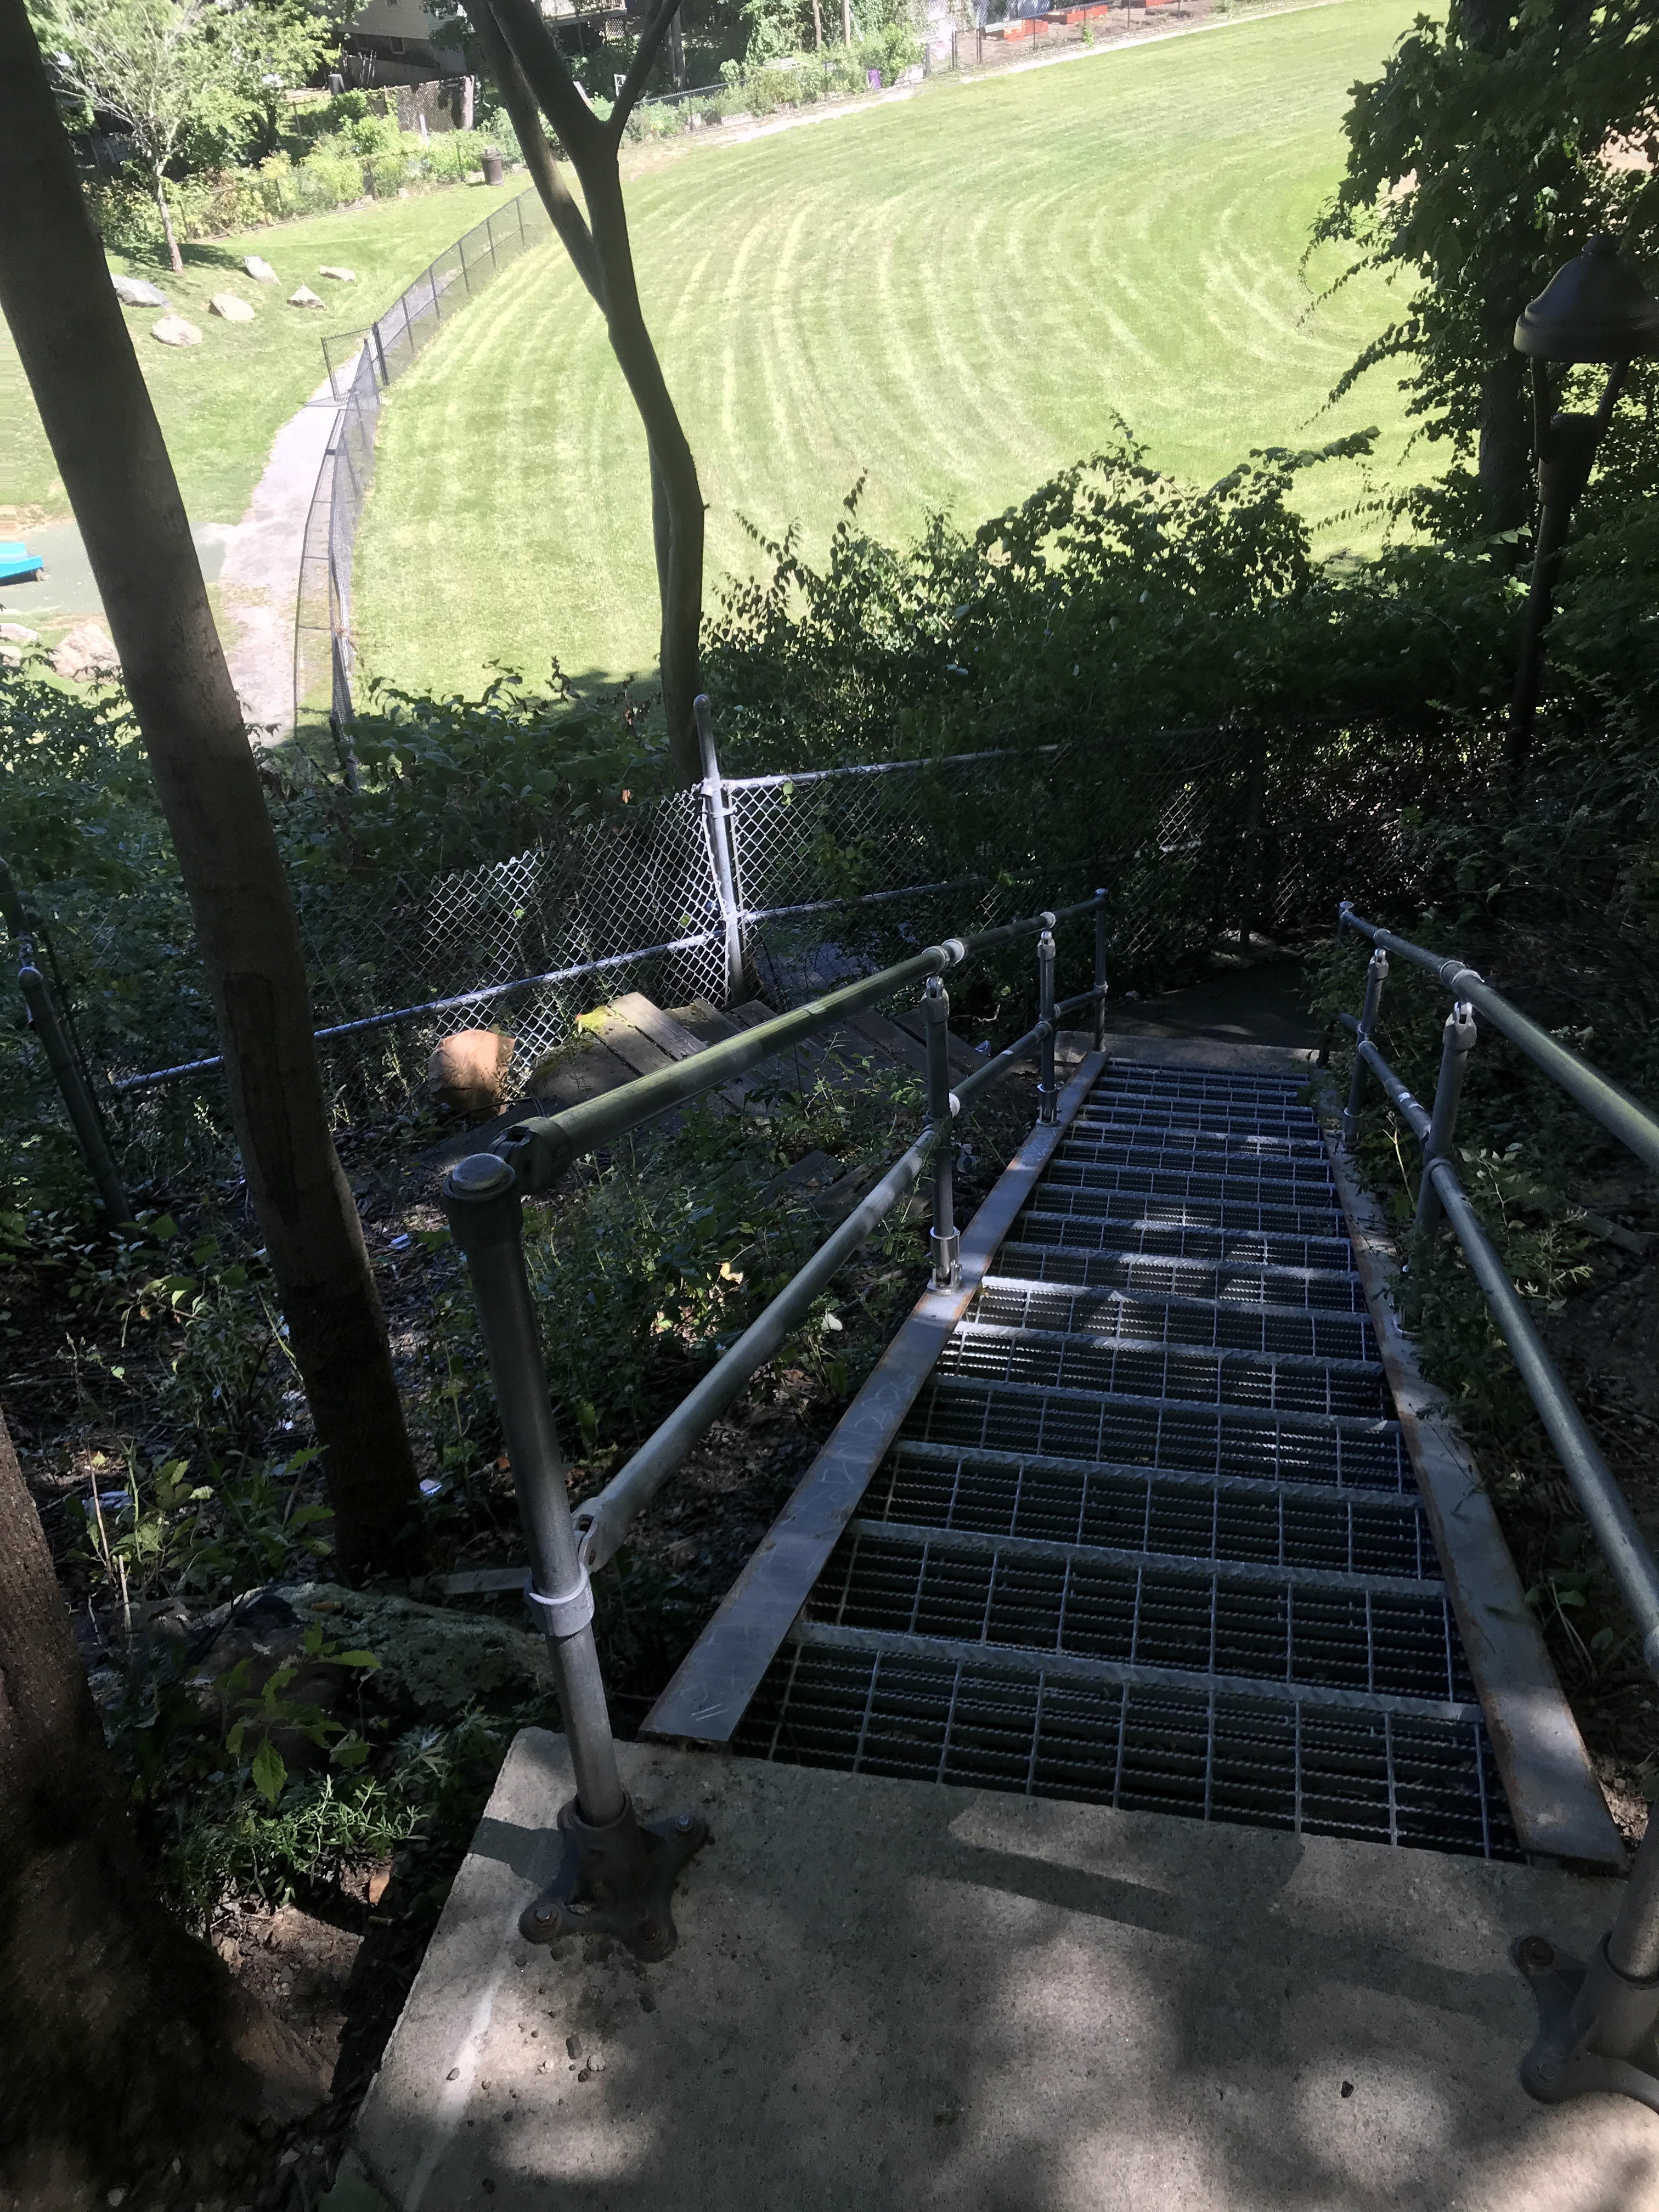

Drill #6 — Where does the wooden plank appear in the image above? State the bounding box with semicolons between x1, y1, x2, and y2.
838;1007;932;1080
535;1036;641;1114
606;992;715;1064
664;998;741;1044
642;1053;1108;1747
1324;1136;1623;1867
890;1005;981;1076
605;993;748;1109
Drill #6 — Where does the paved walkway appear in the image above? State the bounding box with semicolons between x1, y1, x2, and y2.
349;1730;1654;2212
0;373;344;739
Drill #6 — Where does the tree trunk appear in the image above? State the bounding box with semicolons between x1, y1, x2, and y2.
0;1408;322;2205
0;1;423;1581
480;0;706;783
1476;349;1532;545
843;0;853;46
581;164;706;780
812;0;823;50
154;165;182;275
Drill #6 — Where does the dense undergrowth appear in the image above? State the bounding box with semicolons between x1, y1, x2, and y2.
5;1036;931;1922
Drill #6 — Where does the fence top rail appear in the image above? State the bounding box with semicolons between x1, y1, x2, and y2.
721;746;1039;792
1338;902;1659;1180
492;894;1103;1192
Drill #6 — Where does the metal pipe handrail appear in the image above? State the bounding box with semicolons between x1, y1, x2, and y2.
1339;904;1659;1177
574;1126;938;1569
1341;1013;1659;1669
573;981;1110;1567
494;897;1106;1192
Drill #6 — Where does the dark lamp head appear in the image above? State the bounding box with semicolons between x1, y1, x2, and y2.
1514;235;1659;363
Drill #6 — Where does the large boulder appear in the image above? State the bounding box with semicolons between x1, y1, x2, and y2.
0;623;38;644
427;1028;517;1114
112;272;167;308
287;285;325;309
281;1581;553;1709
151;314;201;347
50;622;120;681
244;254;279;283
210;291;256;323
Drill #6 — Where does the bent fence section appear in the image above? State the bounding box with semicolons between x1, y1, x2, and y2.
294;185;553;737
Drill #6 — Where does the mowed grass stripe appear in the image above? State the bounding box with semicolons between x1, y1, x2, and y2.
355;0;1419;696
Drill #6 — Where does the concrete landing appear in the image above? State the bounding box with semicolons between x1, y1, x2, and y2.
353;1731;1658;2212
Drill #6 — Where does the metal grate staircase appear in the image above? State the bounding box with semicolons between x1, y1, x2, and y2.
730;1058;1520;1858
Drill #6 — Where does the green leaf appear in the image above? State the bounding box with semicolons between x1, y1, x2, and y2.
336;1649;381;1671
251;1740;287;1806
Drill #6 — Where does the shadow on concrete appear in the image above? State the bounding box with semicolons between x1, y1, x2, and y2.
352;1735;1654;2212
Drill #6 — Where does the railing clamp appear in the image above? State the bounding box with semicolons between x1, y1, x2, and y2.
526;1562;595;1640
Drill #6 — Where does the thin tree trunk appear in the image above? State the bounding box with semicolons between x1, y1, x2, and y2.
0;2;423;1580
155;163;182;275
1476;351;1532;545
481;0;706;782
0;1407;321;2204
843;0;853;46
812;0;823;50
581;162;705;775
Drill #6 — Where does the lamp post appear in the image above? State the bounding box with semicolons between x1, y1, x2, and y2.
1508;236;1659;770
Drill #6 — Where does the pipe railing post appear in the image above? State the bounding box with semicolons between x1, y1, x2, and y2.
1036;913;1057;1124
1342;946;1389;1148
2;855;131;1225
1413;1001;1477;1240
924;974;960;1289
695;693;746;1006
1092;888;1109;1053
1519;1809;1659;2107
439;1153;706;1959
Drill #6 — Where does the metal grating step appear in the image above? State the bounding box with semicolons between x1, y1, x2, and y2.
873;1444;1436;1579
975;1276;1378;1362
935;1318;1389;1418
731;1647;1517;1857
1059;1134;1339;1187
1011;1210;1357;1273
805;1527;1474;1704
992;1244;1371;1314
906;1375;1412;1492
707;1051;1523;1862
1032;1175;1346;1241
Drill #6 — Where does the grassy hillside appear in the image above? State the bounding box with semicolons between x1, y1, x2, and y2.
354;0;1420;696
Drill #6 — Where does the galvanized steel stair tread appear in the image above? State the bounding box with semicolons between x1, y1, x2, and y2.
729;1052;1520;1859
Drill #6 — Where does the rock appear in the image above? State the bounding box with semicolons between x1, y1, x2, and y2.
281;1581;553;1707
244;254;279;283
151;314;201;347
287;285;325;309
318;264;357;283
112;272;167;308
0;623;39;644
50;621;120;681
0;646;21;669
209;291;256;322
427;1028;516;1114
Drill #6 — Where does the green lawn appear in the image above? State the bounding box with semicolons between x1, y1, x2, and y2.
354;0;1421;698
0;180;525;528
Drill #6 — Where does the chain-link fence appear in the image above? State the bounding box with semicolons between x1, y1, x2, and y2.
294;186;555;739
